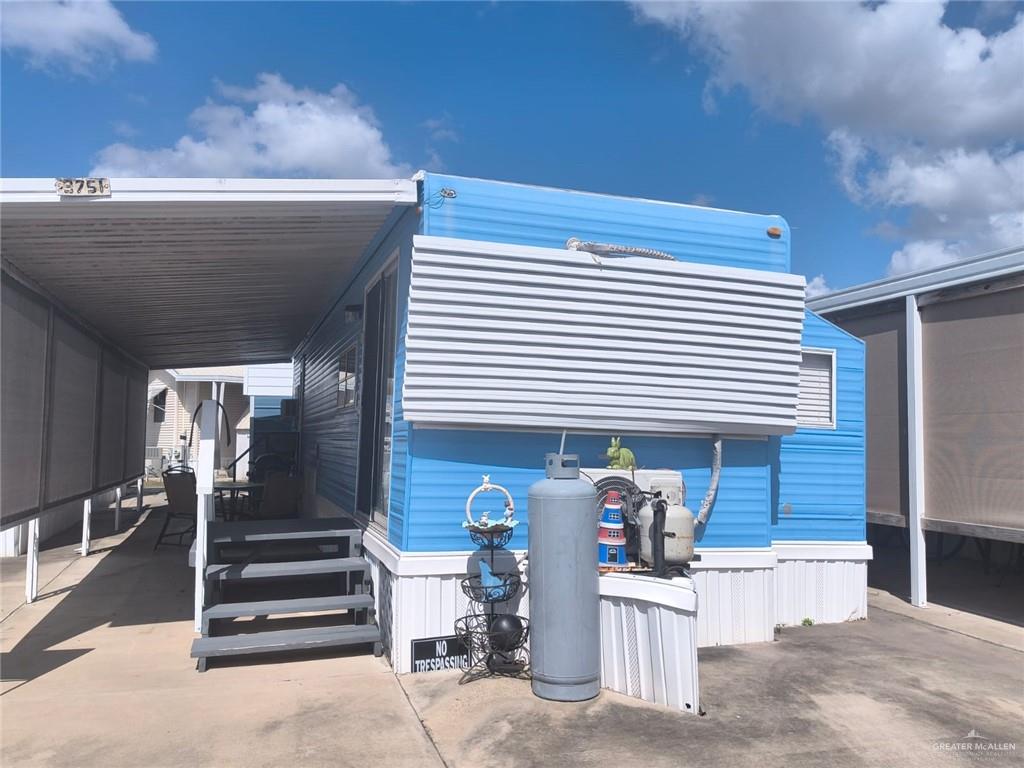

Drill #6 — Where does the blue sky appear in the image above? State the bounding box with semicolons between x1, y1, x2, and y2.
2;2;1022;292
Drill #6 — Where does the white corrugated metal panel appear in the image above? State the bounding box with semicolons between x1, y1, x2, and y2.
0;178;416;368
797;350;835;428
404;235;806;435
774;556;868;626
689;566;776;647
244;363;295;396
599;575;699;713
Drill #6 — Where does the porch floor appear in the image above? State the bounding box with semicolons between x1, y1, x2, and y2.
0;498;442;768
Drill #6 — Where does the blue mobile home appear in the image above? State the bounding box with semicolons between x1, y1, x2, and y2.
294;172;870;664
0;172;868;687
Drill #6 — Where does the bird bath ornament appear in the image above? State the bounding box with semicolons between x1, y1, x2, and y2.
463;474;518;535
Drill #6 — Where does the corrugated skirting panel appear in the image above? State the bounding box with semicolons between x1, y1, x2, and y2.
690;568;776;647
388;569;529;674
774;558;867;626
600;597;699;713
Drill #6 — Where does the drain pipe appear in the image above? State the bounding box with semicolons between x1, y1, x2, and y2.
696;435;722;525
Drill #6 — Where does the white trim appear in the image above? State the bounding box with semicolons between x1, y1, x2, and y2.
797;347;837;430
905;294;928;607
168;370;245;384
808;245;1023;314
0;177;418;204
773;541;873;561
361;527;525;577
690;547;777;570
599;573;697;613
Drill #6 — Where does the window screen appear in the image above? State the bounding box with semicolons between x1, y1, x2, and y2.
797;350;835;428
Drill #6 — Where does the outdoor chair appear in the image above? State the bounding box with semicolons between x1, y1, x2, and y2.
255;471;302;520
156;466;198;550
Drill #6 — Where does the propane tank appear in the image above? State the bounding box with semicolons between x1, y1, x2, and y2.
638;499;695;567
528;453;600;702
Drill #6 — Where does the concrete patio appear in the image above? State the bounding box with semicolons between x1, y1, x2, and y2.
2;501;1021;768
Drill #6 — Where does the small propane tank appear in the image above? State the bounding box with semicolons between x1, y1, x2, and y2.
638;499;696;566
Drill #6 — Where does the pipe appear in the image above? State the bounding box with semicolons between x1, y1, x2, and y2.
651;497;668;578
565;238;675;262
696;435;721;525
188;400;233;450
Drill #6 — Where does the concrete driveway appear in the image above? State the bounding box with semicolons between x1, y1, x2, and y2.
2;500;1021;768
404;607;1022;768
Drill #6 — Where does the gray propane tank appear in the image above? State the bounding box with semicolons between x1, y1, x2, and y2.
527;453;600;702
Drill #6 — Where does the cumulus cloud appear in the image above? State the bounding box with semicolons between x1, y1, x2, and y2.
805;274;832;298
90;73;411;178
633;1;1024;276
1;0;156;74
423;113;460;143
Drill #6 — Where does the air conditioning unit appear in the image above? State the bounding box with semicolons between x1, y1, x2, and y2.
581;468;685;507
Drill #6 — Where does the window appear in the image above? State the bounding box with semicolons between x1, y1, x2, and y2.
152;389;166;423
337;344;357;409
797;349;836;429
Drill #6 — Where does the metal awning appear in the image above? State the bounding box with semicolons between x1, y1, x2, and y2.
0;177;418;368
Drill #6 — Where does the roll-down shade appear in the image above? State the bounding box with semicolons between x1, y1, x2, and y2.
403;236;806;435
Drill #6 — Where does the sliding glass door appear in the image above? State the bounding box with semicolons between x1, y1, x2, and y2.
356;262;398;530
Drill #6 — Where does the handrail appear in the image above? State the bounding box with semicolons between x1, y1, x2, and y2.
226;446;252;482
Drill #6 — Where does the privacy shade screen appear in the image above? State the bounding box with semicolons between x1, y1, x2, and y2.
403;236;806;435
1;272;148;529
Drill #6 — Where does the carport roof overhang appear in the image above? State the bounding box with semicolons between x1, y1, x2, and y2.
0;177;418;368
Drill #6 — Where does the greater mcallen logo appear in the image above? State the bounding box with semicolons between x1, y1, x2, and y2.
934;729;1017;755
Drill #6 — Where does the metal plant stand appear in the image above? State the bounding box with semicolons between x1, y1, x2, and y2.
455;526;530;683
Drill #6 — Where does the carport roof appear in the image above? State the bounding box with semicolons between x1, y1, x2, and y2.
0;177;418;368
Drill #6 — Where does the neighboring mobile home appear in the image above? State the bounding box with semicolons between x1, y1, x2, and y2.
1;174;867;694
809;247;1024;608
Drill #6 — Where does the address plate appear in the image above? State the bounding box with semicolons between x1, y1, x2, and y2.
55;177;111;197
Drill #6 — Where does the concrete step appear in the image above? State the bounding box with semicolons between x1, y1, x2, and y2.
191;624;381;663
205;557;369;581
203;594;374;622
207;518;362;546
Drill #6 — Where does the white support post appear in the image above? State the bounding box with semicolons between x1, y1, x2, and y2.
194;399;218;633
114;486;123;532
78;497;92;557
136;477;144;519
905;294;927;607
25;517;39;603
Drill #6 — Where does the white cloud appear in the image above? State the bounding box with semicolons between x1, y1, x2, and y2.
1;0;156;74
632;1;1023;147
887;240;961;276
805;274;831;298
91;73;411;178
633;1;1024;276
423;113;460;143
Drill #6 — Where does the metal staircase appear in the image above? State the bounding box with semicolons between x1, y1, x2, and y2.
190;518;382;671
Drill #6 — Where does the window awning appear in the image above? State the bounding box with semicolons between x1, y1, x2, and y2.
0;177;417;368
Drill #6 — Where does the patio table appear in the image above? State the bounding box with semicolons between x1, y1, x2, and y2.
214;480;263;520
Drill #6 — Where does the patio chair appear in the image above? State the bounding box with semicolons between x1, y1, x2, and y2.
255;471;302;520
156;466;198;550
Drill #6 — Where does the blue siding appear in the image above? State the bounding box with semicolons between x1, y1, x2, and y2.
405;431;771;552
294;207;418;537
773;311;866;541
422;173;790;273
